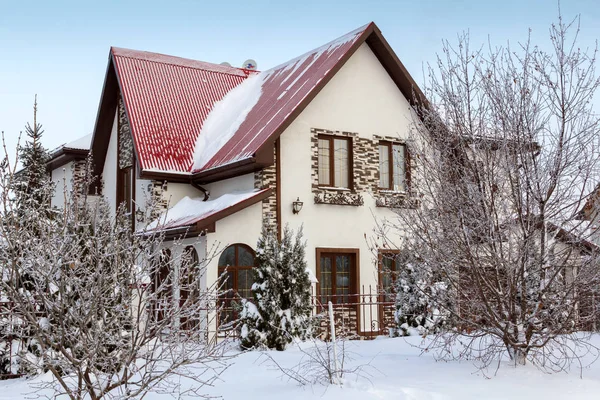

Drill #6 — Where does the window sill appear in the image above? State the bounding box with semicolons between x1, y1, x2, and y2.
314;189;364;207
375;193;419;209
378;189;408;195
318;186;352;192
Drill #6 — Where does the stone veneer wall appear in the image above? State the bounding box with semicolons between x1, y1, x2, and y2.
310;127;416;208
117;96;134;169
149;180;169;220
254;144;278;231
71;159;89;198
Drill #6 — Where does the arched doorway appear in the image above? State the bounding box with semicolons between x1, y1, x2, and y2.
180;245;200;330
152;248;172;323
217;244;255;328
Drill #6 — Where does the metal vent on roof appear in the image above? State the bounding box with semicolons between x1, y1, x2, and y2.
220;62;232;67
242;59;257;70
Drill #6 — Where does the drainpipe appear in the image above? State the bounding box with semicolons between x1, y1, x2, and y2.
191;181;210;201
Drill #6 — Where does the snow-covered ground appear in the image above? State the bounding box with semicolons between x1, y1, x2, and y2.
3;335;600;399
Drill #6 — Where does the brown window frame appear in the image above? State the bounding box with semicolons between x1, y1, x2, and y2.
217;244;256;328
117;166;133;214
180;246;200;330
151;248;172;323
315;248;360;305
377;250;402;302
317;135;353;189
378;141;410;191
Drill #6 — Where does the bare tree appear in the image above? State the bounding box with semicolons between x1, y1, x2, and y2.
0;131;230;398
379;13;600;368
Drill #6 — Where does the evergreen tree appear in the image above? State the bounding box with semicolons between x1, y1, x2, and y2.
240;225;313;350
0;98;53;376
13;97;51;217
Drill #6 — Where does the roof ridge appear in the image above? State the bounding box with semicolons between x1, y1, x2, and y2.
265;22;372;73
111;47;248;78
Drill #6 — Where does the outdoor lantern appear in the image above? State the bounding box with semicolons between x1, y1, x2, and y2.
135;208;145;222
292;197;303;214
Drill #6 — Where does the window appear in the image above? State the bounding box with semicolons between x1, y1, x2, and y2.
117;166;134;214
378;251;403;302
318;135;352;188
379;142;408;191
151;249;172;323
317;250;358;305
180;246;199;330
217;244;256;327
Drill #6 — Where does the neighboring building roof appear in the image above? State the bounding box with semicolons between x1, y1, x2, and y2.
90;22;426;183
144;188;271;236
547;220;598;253
48;133;92;171
63;133;93;151
580;183;600;221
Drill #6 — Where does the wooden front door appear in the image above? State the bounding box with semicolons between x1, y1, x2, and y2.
317;251;358;305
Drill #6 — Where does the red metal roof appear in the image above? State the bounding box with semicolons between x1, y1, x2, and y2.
194;23;370;172
112;48;249;172
111;24;372;174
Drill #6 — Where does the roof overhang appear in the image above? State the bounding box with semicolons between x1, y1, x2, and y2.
47;148;89;171
89;53;125;188
145;188;272;240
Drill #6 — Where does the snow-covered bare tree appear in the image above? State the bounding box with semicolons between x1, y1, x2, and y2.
0;146;230;398
380;14;600;367
0;98;52;376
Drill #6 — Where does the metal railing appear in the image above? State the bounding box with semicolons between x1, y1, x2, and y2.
217;285;397;340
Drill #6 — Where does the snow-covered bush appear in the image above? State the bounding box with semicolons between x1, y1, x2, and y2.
240;225;313;350
390;254;451;336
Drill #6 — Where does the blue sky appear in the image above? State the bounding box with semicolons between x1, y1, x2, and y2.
1;0;599;155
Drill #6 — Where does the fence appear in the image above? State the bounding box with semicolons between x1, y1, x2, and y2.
0;301;27;379
217;285;397;340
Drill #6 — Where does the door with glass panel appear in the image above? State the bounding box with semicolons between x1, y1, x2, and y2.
318;252;357;305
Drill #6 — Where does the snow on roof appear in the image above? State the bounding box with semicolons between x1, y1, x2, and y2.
193;72;265;170
112;47;249;173
145;189;268;232
64;133;93;150
192;23;370;173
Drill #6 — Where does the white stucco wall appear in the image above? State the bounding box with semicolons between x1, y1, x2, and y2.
161;173;255;209
279;42;414;290
102;111;119;214
205;174;255;198
51;160;74;209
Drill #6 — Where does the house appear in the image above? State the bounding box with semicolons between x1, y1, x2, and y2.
580;184;600;246
47;22;427;336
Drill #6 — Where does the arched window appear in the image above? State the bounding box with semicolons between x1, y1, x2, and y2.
180;246;200;330
181;246;199;299
218;244;255;327
152;248;172;322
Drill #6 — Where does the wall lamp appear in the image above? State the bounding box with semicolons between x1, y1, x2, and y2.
292;197;303;214
135;208;145;222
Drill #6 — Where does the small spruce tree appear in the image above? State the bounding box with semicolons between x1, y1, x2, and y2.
240;225;313;350
13;97;51;217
